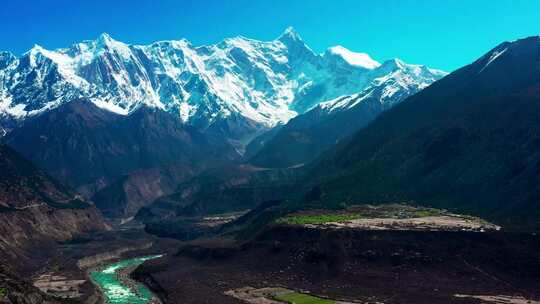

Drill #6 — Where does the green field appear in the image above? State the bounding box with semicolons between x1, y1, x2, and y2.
0;287;7;298
273;292;335;304
275;213;359;225
274;204;459;227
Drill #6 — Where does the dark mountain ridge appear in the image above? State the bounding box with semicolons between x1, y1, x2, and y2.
300;36;540;230
6;99;241;217
248;88;394;168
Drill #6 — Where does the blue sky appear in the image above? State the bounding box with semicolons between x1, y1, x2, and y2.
1;0;538;71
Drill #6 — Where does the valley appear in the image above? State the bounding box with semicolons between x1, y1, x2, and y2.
0;9;539;304
6;202;535;304
21;220;176;304
89;255;163;304
131;213;539;304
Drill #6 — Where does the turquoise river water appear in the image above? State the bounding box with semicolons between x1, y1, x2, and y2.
90;255;163;304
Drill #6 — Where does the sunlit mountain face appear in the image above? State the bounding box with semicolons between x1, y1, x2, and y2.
0;28;444;141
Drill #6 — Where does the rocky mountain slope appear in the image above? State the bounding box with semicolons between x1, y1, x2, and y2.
0;264;66;304
0;144;109;272
6;100;239;217
135;164;303;239
139;164;298;217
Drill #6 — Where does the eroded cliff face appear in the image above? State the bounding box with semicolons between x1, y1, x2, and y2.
0;144;110;272
91;164;198;218
77;242;153;269
0;206;109;268
6;100;240;218
0;264;65;304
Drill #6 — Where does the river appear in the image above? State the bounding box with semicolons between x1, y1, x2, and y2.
90;255;163;304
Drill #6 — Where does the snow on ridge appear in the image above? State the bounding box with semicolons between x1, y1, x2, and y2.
95;33;133;59
328;45;381;69
29;46;90;88
479;47;508;73
428;68;448;77
277;26;303;42
0;29;444;130
92;99;130;115
319;93;362;112
316;56;447;114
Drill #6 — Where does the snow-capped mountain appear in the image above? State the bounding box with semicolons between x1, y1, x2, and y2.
318;58;446;113
248;57;447;168
0;27;445;139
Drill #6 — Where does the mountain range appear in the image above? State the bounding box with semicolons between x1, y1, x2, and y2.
297;36;540;230
0;28;444;139
0;144;108;271
0;28;445;217
141;35;540;236
248;57;445;167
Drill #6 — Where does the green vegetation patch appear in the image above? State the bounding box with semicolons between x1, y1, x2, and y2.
412;209;445;218
274;204;455;226
275;213;359;225
0;287;7;298
273;292;335;304
350;204;446;219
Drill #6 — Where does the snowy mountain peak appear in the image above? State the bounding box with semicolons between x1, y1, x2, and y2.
318;57;447;113
25;44;50;66
280;26;301;40
381;58;405;69
0;28;445;138
97;32;113;43
0;51;14;57
92;33;132;57
277;26;306;46
29;44;43;51
379;58;447;79
26;44;45;57
327;45;381;69
0;51;16;68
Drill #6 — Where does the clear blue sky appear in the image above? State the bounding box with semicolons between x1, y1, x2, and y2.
1;0;538;71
